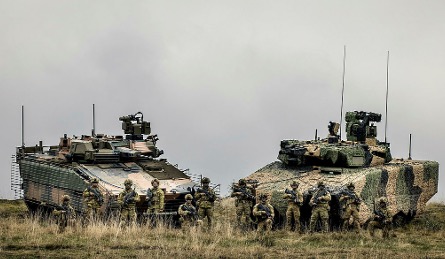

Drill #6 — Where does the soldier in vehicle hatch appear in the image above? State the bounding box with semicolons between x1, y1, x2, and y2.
82;177;104;224
283;180;303;232
252;194;274;234
118;179;140;227
339;182;362;232
309;181;331;233
231;179;256;231
194;177;216;229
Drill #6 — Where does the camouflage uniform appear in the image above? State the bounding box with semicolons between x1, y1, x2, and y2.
231;179;255;230
82;178;104;222
146;178;164;214
194;177;216;228
368;197;392;238
252;194;274;233
118;179;140;226
339;183;362;232
178;194;201;230
283;181;303;232
53;195;76;232
309;181;331;232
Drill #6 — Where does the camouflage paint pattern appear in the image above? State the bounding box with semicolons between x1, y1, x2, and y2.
246;158;439;226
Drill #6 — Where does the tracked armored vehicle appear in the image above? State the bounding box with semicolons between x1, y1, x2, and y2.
15;111;202;220
246;111;439;229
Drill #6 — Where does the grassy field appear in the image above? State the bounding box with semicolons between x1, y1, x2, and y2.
1;199;444;258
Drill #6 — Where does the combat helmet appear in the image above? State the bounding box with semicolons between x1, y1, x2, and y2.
185;194;193;200
201;177;210;184
378;197;388;204
62;195;70;201
259;193;268;200
238;179;246;186
317;181;325;187
91;177;99;183
347;182;355;189
291;180;299;187
151;178;160;185
124;179;133;185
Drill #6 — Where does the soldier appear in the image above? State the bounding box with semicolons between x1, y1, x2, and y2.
178;194;201;230
194;177;216;229
53;195;76;232
339;182;362;232
82;177;104;223
252;194;274;234
231;179;256;230
309;181;331;233
118;179;140;227
368;197;392;238
146;178;164;226
283;180;303;232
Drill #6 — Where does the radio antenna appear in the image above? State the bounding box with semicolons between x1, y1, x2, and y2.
339;45;346;140
21;105;25;147
384;51;389;143
92;104;96;137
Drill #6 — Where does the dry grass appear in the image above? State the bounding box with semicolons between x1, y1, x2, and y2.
1;199;445;258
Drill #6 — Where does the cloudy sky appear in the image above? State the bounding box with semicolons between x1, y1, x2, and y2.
0;1;444;201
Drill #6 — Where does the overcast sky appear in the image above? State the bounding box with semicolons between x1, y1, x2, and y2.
0;1;444;201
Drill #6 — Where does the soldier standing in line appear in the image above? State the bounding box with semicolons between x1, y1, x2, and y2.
283;181;303;232
252;194;274;234
194;177;216;229
118;179;140;227
178;194;201;231
146;178;164;226
339;182;362;232
368;197;392;238
309;181;331;233
231;179;256;231
82;177;104;224
53;194;76;232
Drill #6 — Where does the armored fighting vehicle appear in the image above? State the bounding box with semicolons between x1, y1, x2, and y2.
15;111;203;220
246;111;439;229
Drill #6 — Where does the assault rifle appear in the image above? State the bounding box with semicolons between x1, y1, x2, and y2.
181;204;199;220
55;204;72;217
342;190;361;204
123;189;136;208
197;187;215;202
311;189;328;206
146;188;153;207
233;187;256;201
257;204;272;218
285;189;302;206
373;204;389;224
88;186;104;205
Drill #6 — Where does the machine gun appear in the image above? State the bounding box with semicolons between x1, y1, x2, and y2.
88;186;104;206
233;187;256;202
181;204;199;220
257;204;272;219
122;189;136;208
285;189;302;206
